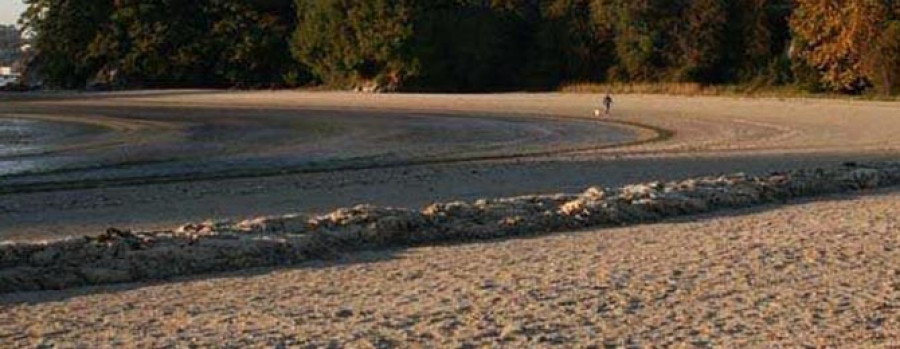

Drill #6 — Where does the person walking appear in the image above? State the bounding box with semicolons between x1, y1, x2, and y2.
602;93;613;115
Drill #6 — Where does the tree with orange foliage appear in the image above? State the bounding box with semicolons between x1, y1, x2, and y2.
790;0;900;93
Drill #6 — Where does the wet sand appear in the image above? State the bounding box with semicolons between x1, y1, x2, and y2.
0;107;636;186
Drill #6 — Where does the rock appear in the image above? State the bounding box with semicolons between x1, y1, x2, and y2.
175;219;232;235
29;248;59;266
423;201;474;218
235;214;310;234
621;183;659;201
80;267;132;284
583;186;608;199
175;223;202;234
842;168;882;189
4;161;900;293
559;199;587;217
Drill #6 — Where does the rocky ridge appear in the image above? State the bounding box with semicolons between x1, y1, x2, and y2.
1;162;896;293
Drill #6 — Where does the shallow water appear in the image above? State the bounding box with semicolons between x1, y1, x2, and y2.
0;110;637;189
0;118;53;156
0;117;113;176
0;118;110;154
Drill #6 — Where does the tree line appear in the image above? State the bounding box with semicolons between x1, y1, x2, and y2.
0;24;22;66
18;0;900;94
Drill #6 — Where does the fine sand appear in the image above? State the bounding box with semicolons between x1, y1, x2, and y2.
4;190;900;347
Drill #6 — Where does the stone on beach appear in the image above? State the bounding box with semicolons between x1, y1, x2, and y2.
2;162;899;293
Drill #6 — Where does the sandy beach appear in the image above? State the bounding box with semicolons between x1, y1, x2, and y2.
3;92;900;239
4;190;900;347
3;91;900;346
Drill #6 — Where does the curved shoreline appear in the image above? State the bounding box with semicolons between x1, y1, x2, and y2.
0;119;661;195
3;91;900;241
0;116;116;158
0;107;653;194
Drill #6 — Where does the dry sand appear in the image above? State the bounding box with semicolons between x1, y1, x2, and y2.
4;190;900;347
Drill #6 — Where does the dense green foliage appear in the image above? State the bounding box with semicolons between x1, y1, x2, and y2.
22;0;113;86
17;0;900;94
292;0;415;89
22;0;297;88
